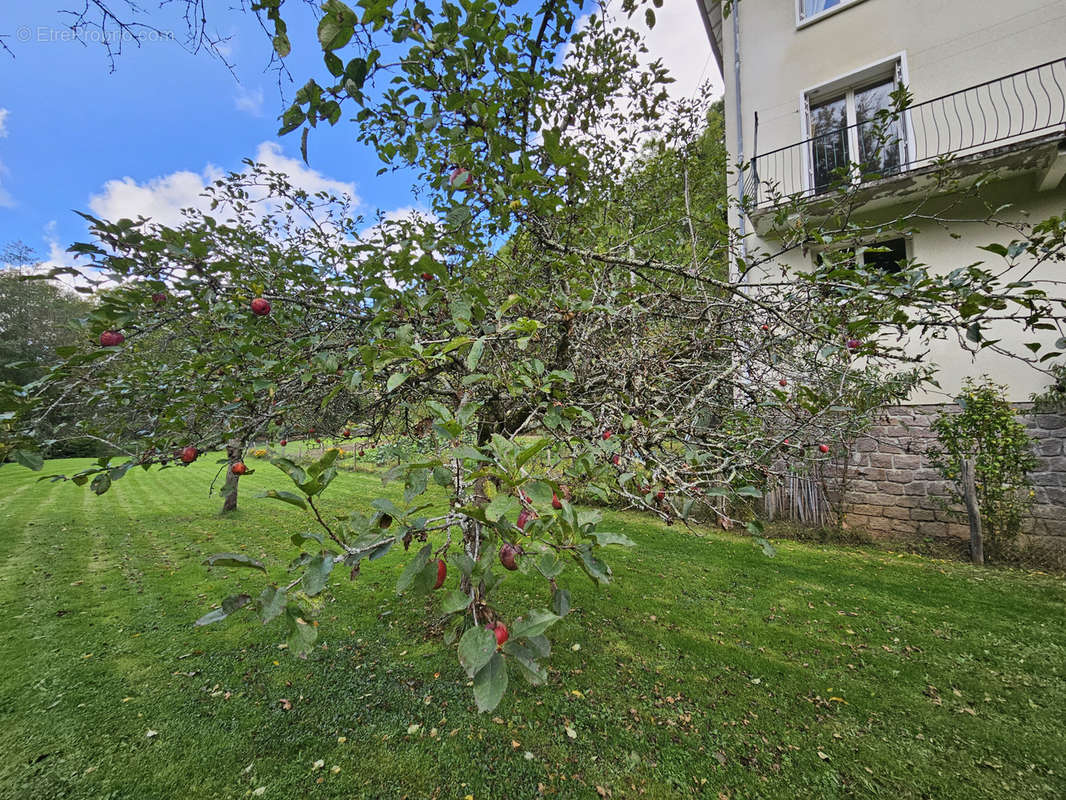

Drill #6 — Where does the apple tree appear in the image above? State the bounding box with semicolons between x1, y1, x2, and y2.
7;0;1066;713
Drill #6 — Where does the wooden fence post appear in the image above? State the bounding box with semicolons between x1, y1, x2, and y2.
960;457;984;565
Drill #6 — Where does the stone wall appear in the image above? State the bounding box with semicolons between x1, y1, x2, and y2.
840;405;1066;549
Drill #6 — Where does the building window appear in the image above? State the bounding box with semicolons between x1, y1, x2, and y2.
816;238;909;273
798;0;864;23
806;63;908;194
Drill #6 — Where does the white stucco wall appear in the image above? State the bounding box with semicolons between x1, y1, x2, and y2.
716;0;1066;402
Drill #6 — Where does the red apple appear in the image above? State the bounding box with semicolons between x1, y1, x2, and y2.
779;378;788;387
99;330;125;347
486;620;508;647
846;338;861;350
602;430;612;440
231;462;247;475
783;438;790;445
499;542;519;570
180;446;198;464
343;428;351;438
433;559;446;590
516;509;533;532
250;297;271;316
279;439;287;446
612;454;621;466
421;272;434;281
552;493;562;510
151;292;166;305
818;444;830;454
655;490;666;502
358;448;365;456
761;324;769;331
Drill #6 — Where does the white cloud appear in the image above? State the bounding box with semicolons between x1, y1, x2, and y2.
87;141;360;229
0;108;9;138
251;141;359;201
235;85;265;117
89;166;225;227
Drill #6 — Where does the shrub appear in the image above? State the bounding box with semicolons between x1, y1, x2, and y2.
929;378;1037;552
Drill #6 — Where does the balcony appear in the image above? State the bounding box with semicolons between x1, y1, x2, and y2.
743;58;1066;215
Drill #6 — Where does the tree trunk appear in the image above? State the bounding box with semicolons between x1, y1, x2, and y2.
961;457;984;565
221;440;242;514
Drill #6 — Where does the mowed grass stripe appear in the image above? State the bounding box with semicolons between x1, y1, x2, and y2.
0;458;1064;798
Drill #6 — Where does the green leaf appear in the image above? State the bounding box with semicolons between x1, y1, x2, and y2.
432;466;453;487
396;543;431;594
536;551;564;579
575;544;611;585
754;537;777;558
458;625;497;678
502;640;547;685
551;588;570;617
386;372;408;393
90;472;112;495
308;448;340;477
301;554;334;596
466;337;485;371
735;485;763;498
13;449;43;471
290;531;323;547
511;609;561;640
524;480;554;506
966;322;982;343
446;204;472;228
256;586;287;624
284;607;318;657
411;558;441;595
441;589;473;614
317;4;355;50
645;7;656;27
272;32;291;57
586;530;635;547
473;652;508;713
193;593;252;627
278;104;305;136
516;438;550;469
202;553;268;573
258;489;308;510
270;457;308;487
485;493;519;523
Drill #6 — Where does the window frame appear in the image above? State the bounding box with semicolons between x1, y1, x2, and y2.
799;53;914;196
813;236;912;272
796;0;871;29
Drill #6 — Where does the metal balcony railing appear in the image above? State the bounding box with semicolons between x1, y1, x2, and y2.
743;58;1066;208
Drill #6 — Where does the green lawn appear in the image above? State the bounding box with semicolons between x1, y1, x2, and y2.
1;457;1064;799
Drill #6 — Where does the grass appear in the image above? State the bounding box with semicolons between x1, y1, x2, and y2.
1;456;1065;799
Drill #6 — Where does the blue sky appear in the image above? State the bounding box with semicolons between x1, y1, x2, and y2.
0;2;721;271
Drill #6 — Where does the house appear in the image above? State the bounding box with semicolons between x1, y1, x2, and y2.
696;0;1066;549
